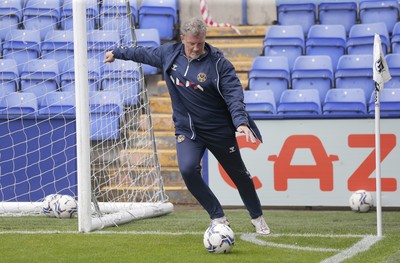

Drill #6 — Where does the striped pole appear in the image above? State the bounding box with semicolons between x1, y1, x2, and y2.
199;0;241;34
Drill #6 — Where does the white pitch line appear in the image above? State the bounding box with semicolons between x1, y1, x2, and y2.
240;233;341;252
0;230;371;237
320;235;382;263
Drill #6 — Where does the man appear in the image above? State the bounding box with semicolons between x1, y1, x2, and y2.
104;17;270;235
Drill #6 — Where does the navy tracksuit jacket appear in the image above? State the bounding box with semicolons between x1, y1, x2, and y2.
112;42;264;219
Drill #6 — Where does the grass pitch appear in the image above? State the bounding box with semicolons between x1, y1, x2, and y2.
0;207;399;263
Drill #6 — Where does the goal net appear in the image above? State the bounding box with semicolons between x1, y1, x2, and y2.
0;0;173;232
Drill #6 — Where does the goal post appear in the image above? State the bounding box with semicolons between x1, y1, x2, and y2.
0;0;174;232
73;0;92;232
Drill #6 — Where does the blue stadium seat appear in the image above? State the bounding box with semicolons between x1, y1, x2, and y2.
291;55;334;102
0;59;19;93
368;88;400;116
20;59;60;99
335;54;374;101
60;59;100;92
318;1;357;35
263;25;304;71
346;22;390;55
244;89;276;117
89;91;122;141
101;60;141;105
306;24;346;69
61;0;98;30
323;88;367;116
385;53;400;89
0;92;38;115
23;0;61;40
100;0;138;39
41;30;74;72
0;0;22;41
2;29;41;73
87;30;120;63
38;91;75;115
248;56;290;104
359;0;399;34
391;22;400;53
277;89;322;116
123;28;161;75
139;0;178;40
277;3;316;35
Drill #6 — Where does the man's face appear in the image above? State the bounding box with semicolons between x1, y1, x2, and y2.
180;32;206;60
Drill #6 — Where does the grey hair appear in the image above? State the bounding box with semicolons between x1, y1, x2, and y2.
180;17;207;36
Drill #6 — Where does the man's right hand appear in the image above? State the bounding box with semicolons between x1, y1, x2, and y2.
103;51;115;63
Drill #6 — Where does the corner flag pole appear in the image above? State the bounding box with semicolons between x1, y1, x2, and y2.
373;33;391;238
373;81;382;238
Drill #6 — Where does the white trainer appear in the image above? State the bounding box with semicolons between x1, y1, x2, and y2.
211;216;230;226
251;216;270;235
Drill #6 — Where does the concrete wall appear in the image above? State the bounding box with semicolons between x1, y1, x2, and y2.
178;0;277;26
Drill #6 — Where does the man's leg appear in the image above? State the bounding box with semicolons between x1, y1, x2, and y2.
176;135;224;219
203;133;263;219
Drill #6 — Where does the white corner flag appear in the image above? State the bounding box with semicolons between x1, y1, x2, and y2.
372;33;391;238
373;33;391;90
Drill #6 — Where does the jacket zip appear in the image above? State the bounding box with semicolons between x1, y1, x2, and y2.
184;57;195;139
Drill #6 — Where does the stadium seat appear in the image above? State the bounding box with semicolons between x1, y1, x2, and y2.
368;88;400;117
244;89;276;117
263;25;305;71
335;54;374;101
41;30;74;72
277;89;322;116
60;59;100;92
101;60;141;105
277;3;316;35
139;0;178;40
248;56;290;104
0;0;22;41
323;88;367;116
100;0;138;39
0;59;19;93
38;91;75;115
20;59;60;99
291;55;334;102
359;0;399;34
318;1;358;35
61;0;98;30
89;91;122;140
384;53;400;89
306;24;346;69
87;30;121;63
2;29;41;73
0;92;38;115
346;22;390;55
391;22;400;53
22;0;61;40
121;28;161;75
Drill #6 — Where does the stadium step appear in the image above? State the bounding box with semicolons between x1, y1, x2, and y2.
149;96;173;113
206;25;268;38
140;113;174;131
131;130;176;149
99;185;197;204
120;148;178;167
229;58;254;73
206;38;263;60
95;166;197;204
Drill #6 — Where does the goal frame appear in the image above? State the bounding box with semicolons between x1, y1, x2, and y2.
72;0;173;233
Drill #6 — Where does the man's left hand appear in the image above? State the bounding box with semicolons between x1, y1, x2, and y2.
237;124;256;143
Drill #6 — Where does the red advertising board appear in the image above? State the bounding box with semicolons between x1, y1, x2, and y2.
206;119;399;207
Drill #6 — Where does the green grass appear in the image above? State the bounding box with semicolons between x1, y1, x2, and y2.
0;208;399;263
